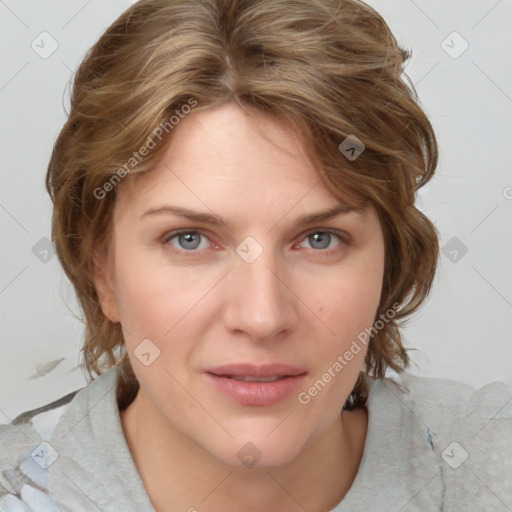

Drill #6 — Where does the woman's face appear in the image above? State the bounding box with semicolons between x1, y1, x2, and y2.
99;102;385;467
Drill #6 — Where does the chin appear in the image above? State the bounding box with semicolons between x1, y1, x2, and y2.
201;426;312;469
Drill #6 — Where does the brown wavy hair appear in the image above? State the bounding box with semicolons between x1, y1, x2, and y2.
46;0;439;410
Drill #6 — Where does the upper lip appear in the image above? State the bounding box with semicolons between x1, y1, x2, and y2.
205;364;307;378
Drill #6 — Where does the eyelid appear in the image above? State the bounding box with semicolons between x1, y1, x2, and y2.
162;228;212;243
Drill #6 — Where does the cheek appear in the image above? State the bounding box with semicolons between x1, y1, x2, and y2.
313;257;384;349
300;261;383;412
110;242;176;342
111;244;220;351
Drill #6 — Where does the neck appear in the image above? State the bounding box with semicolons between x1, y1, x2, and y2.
120;389;367;512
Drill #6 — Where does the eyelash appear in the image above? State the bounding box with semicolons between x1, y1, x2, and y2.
161;229;351;257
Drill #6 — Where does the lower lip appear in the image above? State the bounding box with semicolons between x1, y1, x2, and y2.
205;373;307;406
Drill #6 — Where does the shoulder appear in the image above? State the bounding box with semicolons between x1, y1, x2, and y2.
393;369;511;422
385;369;512;406
374;370;512;506
0;386;82;511
0;366;126;511
338;371;512;510
376;368;512;437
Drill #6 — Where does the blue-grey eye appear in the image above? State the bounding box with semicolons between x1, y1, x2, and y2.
168;231;207;251
308;232;333;250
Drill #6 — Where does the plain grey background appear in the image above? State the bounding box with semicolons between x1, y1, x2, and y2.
1;0;511;421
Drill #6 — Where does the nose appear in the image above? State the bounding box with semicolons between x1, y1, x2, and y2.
222;249;299;343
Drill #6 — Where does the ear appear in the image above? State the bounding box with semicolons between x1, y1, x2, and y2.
93;248;120;323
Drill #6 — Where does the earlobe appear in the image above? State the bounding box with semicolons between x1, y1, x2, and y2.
93;249;120;323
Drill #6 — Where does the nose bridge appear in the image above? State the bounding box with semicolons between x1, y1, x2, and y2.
225;240;296;340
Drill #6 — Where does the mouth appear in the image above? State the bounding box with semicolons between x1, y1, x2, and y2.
217;375;290;382
204;364;307;406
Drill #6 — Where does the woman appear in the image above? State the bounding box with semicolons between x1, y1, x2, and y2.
1;0;510;510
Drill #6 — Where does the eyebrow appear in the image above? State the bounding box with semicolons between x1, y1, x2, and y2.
141;203;363;229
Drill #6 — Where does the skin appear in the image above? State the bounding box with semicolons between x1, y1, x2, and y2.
95;102;385;512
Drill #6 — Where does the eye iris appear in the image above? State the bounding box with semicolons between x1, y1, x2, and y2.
309;232;331;249
179;232;201;250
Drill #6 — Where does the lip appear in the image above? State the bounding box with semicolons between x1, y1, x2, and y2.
204;364;307;406
206;363;307;378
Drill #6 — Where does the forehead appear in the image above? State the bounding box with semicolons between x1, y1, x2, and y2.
115;102;365;223
159;102;317;185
